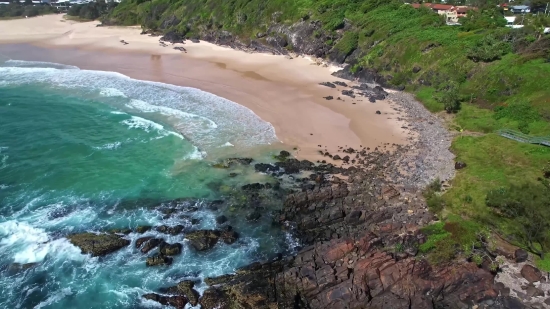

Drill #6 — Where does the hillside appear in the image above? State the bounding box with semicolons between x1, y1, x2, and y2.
102;0;550;266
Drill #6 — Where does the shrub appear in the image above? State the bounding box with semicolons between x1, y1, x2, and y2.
467;35;512;62
434;81;461;113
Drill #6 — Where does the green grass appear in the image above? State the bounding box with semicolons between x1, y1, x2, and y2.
535;255;550;272
103;0;550;257
444;134;550;224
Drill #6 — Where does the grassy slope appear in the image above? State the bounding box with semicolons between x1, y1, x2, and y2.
107;0;550;262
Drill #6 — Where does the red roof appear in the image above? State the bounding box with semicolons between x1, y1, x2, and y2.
431;4;454;10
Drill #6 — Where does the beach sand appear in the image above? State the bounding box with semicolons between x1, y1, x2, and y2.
0;15;410;162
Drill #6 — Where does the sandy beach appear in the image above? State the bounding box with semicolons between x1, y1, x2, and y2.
0;14;409;162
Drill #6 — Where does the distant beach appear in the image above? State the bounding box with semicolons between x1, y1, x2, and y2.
0;14;409;163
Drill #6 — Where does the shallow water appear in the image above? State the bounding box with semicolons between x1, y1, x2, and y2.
0;60;294;308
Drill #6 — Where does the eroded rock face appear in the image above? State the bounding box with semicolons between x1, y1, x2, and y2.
521;265;543;283
143;293;187;309
67;233;130;257
185;230;220;251
146;254;173;267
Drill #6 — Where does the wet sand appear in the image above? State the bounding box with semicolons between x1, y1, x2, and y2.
0;15;409;162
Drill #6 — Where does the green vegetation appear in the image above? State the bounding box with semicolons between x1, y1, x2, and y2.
101;0;550;262
67;0;118;21
0;3;57;18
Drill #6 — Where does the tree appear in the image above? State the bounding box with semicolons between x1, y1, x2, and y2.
434;81;461;113
486;182;550;259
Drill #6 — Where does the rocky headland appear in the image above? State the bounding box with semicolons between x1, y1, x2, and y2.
61;82;548;308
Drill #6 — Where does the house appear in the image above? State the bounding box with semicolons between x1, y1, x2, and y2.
510;5;530;14
409;3;474;23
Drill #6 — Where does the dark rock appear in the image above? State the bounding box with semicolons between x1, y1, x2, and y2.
190;39;200;43
109;228;132;234
342;90;355;98
254;163;279;174
412;66;422;73
332;155;341;160
136;226;152;234
216;215;228;225
177;280;200;306
515;249;528;263
526;285;545;297
141;238;164;254
229;173;238;177
334;81;348;87
369;97;377;103
199;288;228;309
246;211;262;221
146;254;173;267
135;236;153;249
242;183;271;190
143;293;187;309
185;230;220;251
213;158;253;168
67;233;130;257
455;161;467;170
159;242;183;256
323;96;334;100
266;35;287;48
7;263;36;275
319;82;336;88
376;111;381;115
220;230;239;244
156;225;184;235
342;155;350;162
160;30;184;43
521;264;543;282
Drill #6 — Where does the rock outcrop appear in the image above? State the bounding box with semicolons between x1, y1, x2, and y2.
67;233;130;257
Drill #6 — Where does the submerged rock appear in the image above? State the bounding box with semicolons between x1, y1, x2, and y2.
67;233;130;257
212;158;253;168
185;230;220;251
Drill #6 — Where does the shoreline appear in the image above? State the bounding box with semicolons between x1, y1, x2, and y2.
0;15;409;164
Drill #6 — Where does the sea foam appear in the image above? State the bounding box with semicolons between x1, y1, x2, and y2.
0;61;278;152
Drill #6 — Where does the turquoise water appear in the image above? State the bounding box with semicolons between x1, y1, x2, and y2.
0;61;291;308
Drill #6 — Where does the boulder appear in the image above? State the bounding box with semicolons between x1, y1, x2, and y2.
156;225;184;235
341;90;355;98
334;81;348;87
159;242;183;256
220;230;239;244
333;155;341;160
143;293;187;309
455;161;467;170
376;111;381;115
67;233;130;257
141;238;164;254
136;226;152;234
319;82;336;88
412;66;422;73
199;287;228;309
135;236;153;249
146;254;173;267
254;163;279;174
515;249;528;263
177;280;200;306
216;215;228;225
521;264;543;282
185;230;220;251
323;96;334;100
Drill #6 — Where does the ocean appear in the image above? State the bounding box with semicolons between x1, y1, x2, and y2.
0;60;296;308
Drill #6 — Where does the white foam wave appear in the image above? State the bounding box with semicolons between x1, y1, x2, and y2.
34;288;73;309
3;60;79;70
0;221;84;264
94;142;121;150
0;184;8;190
183;146;206;160
221;142;234;147
110;111;127;115
127;99;217;129
0;62;278;151
100;88;127;98
121;115;184;140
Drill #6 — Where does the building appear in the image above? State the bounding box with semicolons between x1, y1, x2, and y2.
410;3;474;23
510;5;530;14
